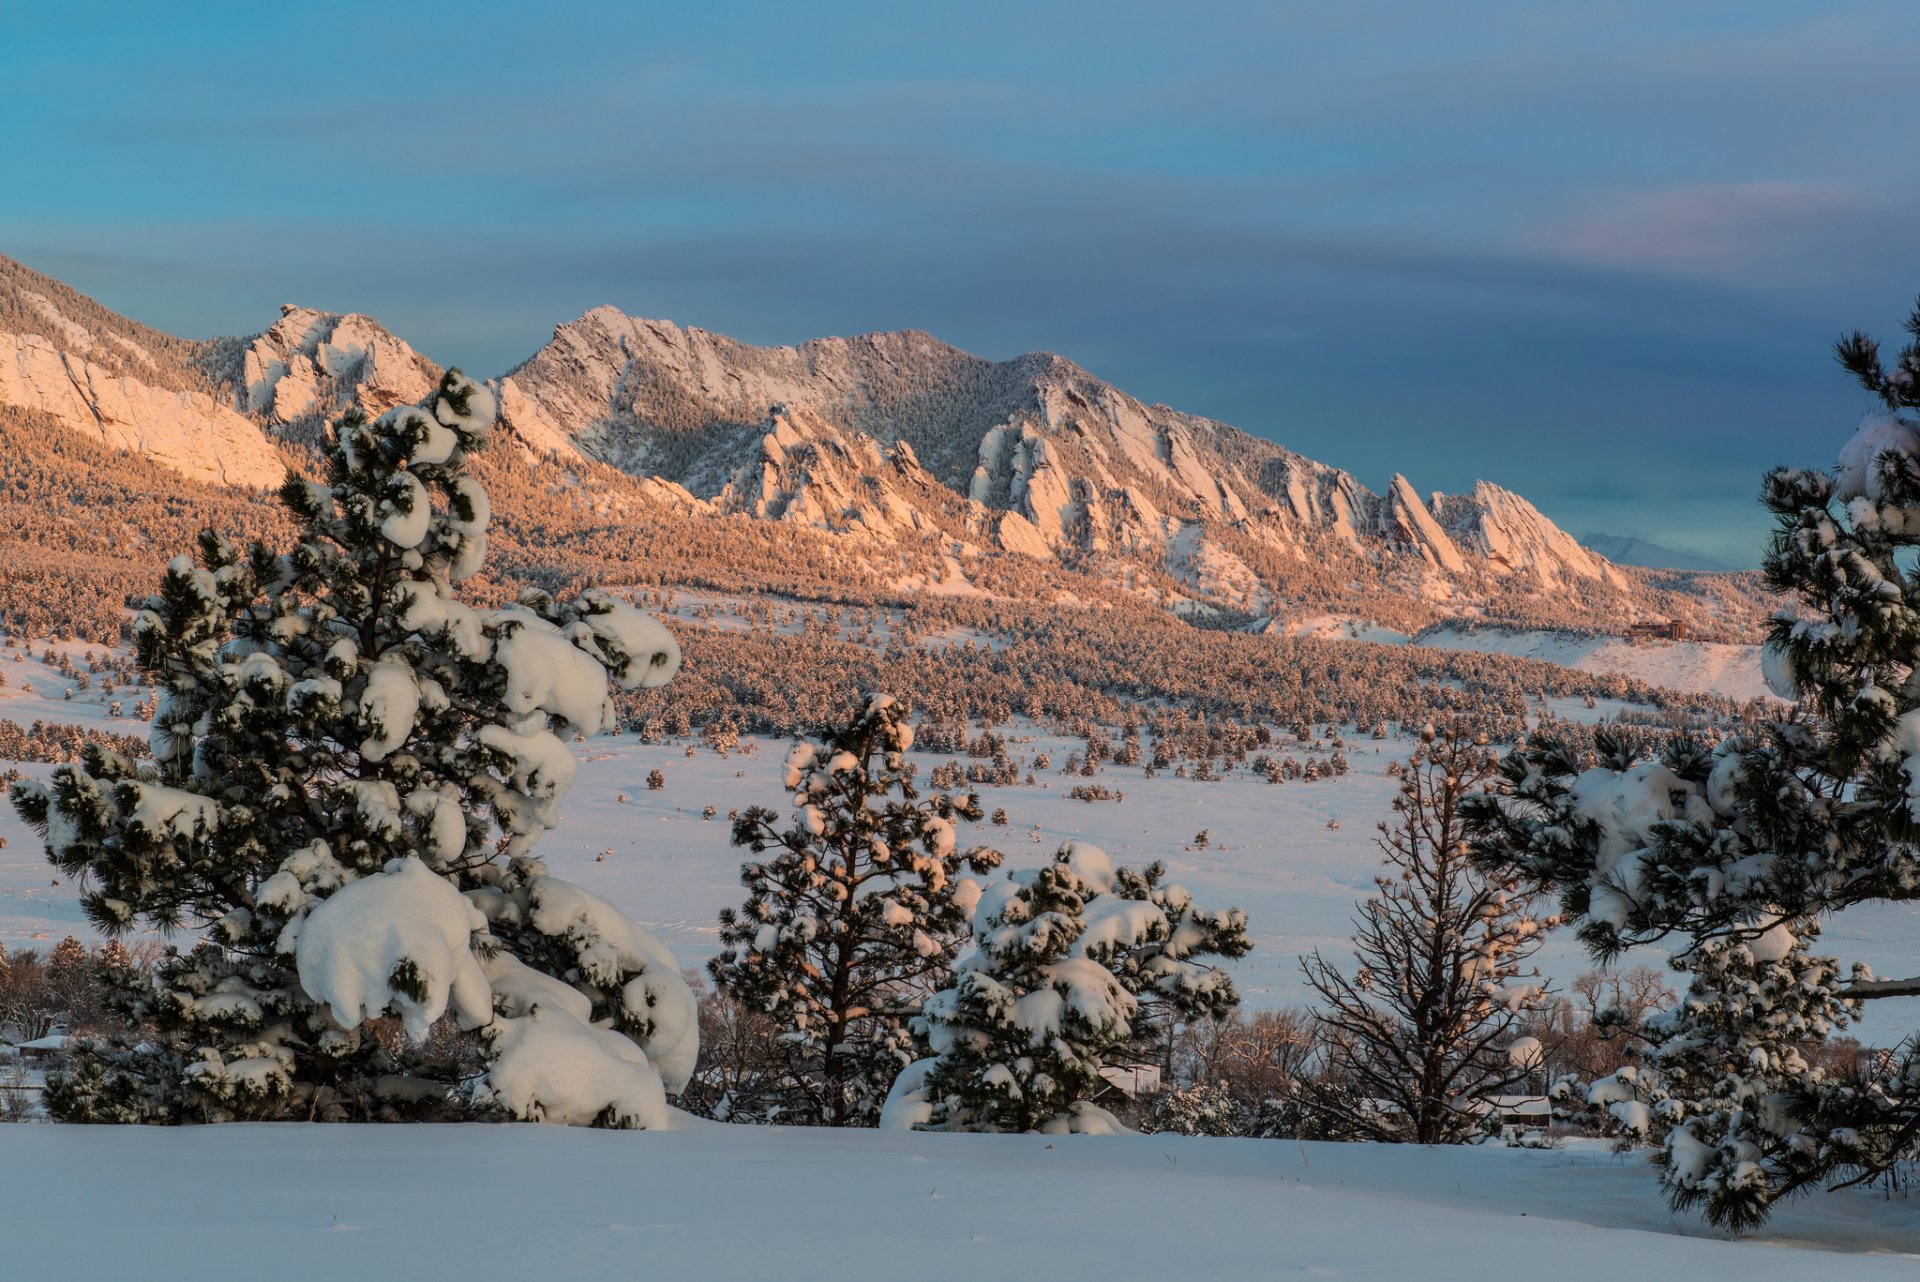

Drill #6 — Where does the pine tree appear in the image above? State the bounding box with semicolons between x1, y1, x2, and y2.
1466;305;1920;1228
1142;1080;1243;1136
709;695;1002;1125
12;372;695;1126
1302;726;1553;1144
894;841;1248;1133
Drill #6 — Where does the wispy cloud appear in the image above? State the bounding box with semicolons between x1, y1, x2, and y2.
1522;182;1913;290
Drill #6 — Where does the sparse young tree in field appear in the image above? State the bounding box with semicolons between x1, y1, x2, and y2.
12;372;694;1127
709;695;1003;1126
1466;306;1920;1231
1302;726;1553;1144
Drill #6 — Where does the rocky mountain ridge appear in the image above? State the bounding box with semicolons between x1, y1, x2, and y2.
0;254;1758;637
492;307;1635;594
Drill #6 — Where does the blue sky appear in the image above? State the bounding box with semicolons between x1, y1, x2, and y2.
5;1;1918;565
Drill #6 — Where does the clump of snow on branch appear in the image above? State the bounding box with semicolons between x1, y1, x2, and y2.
288;857;493;1043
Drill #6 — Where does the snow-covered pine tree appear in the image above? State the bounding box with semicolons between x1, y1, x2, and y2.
887;840;1249;1133
13;371;697;1127
709;695;1003;1125
1141;1080;1243;1136
1466;308;1920;1229
1302;725;1554;1144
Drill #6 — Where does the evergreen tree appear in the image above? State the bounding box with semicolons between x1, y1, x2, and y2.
1141;1080;1244;1136
1302;726;1553;1144
892;841;1248;1133
12;372;695;1126
709;695;1002;1125
1466;305;1920;1229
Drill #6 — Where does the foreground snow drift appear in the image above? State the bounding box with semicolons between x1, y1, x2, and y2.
2;1126;1913;1279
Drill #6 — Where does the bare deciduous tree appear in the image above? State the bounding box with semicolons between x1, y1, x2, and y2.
1301;726;1555;1144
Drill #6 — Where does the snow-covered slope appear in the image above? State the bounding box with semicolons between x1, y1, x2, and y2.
1413;626;1772;703
0;257;285;488
1;1125;1912;1280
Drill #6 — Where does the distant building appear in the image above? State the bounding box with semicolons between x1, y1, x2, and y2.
1095;1063;1162;1101
1626;620;1688;641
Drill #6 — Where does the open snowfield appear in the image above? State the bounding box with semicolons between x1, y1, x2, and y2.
0;636;144;733
1271;617;1773;703
1;1123;1914;1279
1412;626;1773;703
0;731;1692;1000
6;726;1916;1038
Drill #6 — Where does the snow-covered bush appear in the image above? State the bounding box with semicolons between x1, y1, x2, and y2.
890;840;1248;1134
709;695;1002;1126
11;371;693;1126
1466;308;1920;1229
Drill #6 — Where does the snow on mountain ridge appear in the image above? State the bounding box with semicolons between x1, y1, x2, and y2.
0;257;1755;635
496;304;1633;601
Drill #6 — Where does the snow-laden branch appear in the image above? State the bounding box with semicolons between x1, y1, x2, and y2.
1840;975;1920;1000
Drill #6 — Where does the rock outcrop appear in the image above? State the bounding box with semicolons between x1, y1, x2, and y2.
241;306;441;424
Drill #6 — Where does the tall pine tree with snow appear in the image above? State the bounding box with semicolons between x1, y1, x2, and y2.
709;695;1002;1125
12;371;697;1127
1467;307;1920;1230
1302;725;1554;1145
887;840;1249;1133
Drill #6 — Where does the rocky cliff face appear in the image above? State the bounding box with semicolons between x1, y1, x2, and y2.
239;305;442;426
0;260;287;488
1435;482;1625;589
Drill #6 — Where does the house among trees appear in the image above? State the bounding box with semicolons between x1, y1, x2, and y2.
1625;619;1688;641
1095;1063;1163;1103
1480;1094;1552;1134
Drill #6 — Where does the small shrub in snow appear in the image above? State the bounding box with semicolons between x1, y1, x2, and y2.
1141;1081;1243;1137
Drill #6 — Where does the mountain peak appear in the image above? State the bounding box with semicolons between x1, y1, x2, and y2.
239;306;440;425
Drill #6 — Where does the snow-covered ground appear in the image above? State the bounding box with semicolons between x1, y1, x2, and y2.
1412;626;1772;703
0;637;147;732
8;728;1915;1038
1275;613;1414;646
0;732;1557;999
1262;617;1772;703
0;1123;1913;1278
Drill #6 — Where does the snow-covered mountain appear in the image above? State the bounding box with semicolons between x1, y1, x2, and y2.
0;257;287;487
237;304;443;428
0;254;1761;635
1579;532;1736;574
495;307;1633;588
